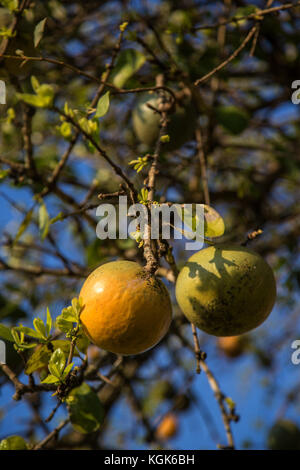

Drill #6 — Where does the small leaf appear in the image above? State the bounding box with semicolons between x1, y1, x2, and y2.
14;209;34;245
25;344;51;375
33;317;47;339
66;383;104;434
52;339;79;357
62;362;74;380
225;397;236;410
0;0;18;12
48;348;65;378
95;91;110;118
111;49;146;88
160;134;170;143
49;212;64;225
119;21;128;32
31;76;40;93
0;324;14;342
46;308;52;337
38;201;50;240
56;316;74;334
0;435;28;450
34;18;47;48
76;332;90;354
59;121;72;138
41;374;59;384
14;326;43;340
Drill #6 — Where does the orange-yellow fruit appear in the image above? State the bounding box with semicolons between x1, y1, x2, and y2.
217;336;245;358
156;413;178;440
79;260;172;355
175;244;276;337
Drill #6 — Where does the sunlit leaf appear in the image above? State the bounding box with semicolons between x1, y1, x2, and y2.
14;209;34;245
34;18;47;48
111;49;146;88
0;323;14;342
95;91;110;118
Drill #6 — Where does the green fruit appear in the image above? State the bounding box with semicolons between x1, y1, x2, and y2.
216;106;249;135
175;244;276;336
268;420;300;450
132;92;198;151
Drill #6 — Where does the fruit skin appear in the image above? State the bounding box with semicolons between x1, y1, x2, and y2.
132;91;198;151
217;335;245;358
175;244;276;337
267;420;300;450
156;413;178;440
79;260;172;355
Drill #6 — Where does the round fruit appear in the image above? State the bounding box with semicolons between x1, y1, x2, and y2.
156;413;178;440
217;336;245;358
132;90;198;151
79;260;172;355
175;244;276;337
267;420;300;450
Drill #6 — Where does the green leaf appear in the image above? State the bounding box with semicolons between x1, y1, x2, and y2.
59;121;72;138
0;435;28;450
0;169;10;180
48;348;65;378
0;0;18;12
49;212;64;225
25;344;51;375
60;307;78;323
41;374;59;384
0;324;14;342
234;5;258;25
33;317;47;340
56;316;74;334
16;93;46;108
216;106;249;135
203;205;225;238
14;209;34;245
14;325;44;340
38;201;50;239
66;383;104;434
31;76;40;94
95;91;110;118
62;362;74;380
34;18;47;48
46;307;52;337
25;341;75;375
76;332;89;354
16;82;54;109
111;49;146;88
